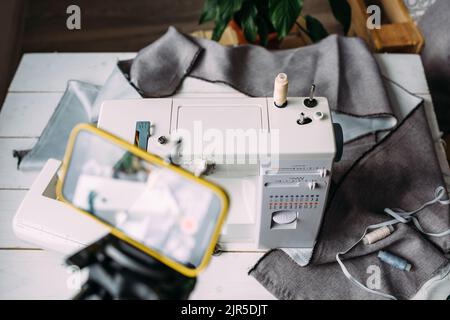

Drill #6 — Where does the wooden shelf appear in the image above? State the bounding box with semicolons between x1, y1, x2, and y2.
348;0;424;53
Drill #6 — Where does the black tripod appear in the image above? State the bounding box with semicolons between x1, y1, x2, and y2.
66;233;196;300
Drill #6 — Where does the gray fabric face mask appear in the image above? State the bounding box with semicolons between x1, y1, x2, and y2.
16;81;100;171
15;64;141;171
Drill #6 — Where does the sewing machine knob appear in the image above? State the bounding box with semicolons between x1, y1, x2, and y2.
308;181;317;190
158;136;168;145
297;113;312;125
314;111;324;120
272;211;298;225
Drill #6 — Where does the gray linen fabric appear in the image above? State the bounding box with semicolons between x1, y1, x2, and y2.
419;0;450;132
131;27;394;120
15;65;140;170
17;81;100;171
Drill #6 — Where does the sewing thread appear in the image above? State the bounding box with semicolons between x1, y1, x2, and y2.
363;225;394;245
273;73;288;107
336;186;450;300
377;250;412;272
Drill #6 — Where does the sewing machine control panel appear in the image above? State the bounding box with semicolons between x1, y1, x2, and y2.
258;164;333;249
257;92;336;249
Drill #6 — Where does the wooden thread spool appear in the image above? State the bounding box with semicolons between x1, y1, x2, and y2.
273;73;288;108
363;225;395;245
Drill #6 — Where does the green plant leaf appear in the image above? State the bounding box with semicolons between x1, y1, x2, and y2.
199;0;218;24
269;0;303;39
255;0;276;33
256;16;269;46
305;15;329;43
209;0;244;41
328;0;352;34
238;1;259;43
217;0;244;21
212;20;228;41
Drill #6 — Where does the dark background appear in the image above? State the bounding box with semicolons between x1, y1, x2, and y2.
0;0;337;107
0;0;207;106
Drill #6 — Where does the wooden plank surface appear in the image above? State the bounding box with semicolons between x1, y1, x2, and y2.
0;93;62;138
9;53;135;92
0;250;79;300
0;138;38;189
0;190;33;248
0;250;272;300
192;253;274;300
0;52;445;300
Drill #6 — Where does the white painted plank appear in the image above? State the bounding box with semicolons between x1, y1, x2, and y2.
0;93;62;138
9;53;136;93
0;250;270;300
0;53;440;300
7;53;428;95
0;190;37;249
191;253;274;300
0;250;77;299
375;54;430;95
0;138;38;189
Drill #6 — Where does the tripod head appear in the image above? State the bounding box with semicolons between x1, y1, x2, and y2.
67;233;196;300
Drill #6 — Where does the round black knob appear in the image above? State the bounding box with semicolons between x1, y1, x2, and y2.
158;136;168;145
304;98;318;108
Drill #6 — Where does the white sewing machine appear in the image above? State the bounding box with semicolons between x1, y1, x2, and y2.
13;77;341;252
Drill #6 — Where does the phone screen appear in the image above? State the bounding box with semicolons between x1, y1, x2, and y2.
60;126;227;272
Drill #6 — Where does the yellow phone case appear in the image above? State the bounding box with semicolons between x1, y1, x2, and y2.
56;123;229;278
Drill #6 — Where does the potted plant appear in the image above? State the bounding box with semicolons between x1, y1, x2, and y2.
199;0;352;47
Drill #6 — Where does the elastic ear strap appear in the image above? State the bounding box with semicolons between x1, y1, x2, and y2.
336;221;399;300
336;186;450;300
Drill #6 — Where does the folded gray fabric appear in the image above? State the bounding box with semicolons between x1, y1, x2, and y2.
419;0;450;132
16;64;141;170
129;26;398;145
17;81;100;171
131;27;394;120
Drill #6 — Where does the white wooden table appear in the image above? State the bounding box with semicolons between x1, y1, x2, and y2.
0;52;448;300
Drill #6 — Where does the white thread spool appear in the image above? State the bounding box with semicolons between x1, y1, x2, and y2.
363;225;395;245
273;73;288;107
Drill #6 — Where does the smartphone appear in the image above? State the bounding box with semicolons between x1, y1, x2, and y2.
57;124;229;277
